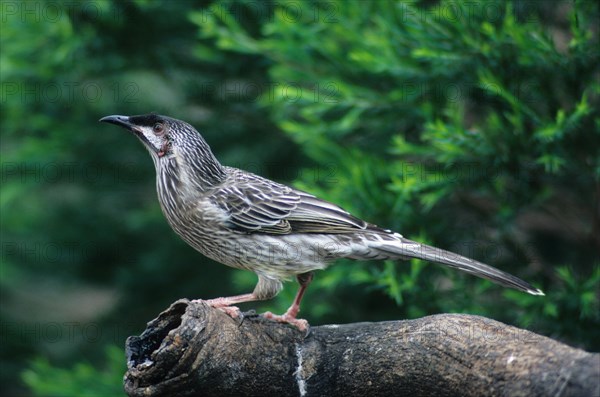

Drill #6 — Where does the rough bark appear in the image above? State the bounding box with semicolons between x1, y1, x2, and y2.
124;299;599;397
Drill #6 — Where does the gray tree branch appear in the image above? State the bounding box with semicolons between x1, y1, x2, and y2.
123;299;599;397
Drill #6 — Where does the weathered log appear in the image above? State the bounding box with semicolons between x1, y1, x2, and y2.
124;299;599;397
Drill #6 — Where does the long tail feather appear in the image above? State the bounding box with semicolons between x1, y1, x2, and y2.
374;238;544;296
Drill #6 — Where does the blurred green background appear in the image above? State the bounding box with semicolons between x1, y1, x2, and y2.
1;0;599;395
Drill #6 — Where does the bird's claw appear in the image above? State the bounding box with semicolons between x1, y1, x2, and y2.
263;311;309;331
191;299;242;318
217;306;242;318
190;299;310;331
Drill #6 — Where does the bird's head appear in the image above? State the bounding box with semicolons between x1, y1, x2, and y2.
100;113;226;186
100;113;193;159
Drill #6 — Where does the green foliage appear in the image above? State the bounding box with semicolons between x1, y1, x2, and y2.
505;266;600;347
1;0;598;395
22;346;125;397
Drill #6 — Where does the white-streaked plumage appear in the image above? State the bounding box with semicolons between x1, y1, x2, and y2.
100;113;544;323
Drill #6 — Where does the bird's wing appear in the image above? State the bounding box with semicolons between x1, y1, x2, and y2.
287;191;369;233
211;170;369;235
212;180;299;234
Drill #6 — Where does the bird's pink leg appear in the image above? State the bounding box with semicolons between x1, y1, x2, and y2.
195;276;283;319
264;272;313;331
197;293;259;318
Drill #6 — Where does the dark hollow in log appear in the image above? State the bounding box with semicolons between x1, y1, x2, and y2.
124;299;599;397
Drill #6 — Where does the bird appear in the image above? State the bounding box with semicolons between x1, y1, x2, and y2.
100;113;544;330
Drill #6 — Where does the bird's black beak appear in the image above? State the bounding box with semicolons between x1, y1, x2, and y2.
99;115;136;131
100;114;163;157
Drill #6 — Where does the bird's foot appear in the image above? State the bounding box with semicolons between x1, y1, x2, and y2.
262;311;309;331
192;298;242;318
216;305;242;318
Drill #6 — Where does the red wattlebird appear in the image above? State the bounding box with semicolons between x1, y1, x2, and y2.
101;114;544;330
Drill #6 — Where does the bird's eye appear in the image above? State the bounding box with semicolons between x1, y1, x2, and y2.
153;123;164;135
